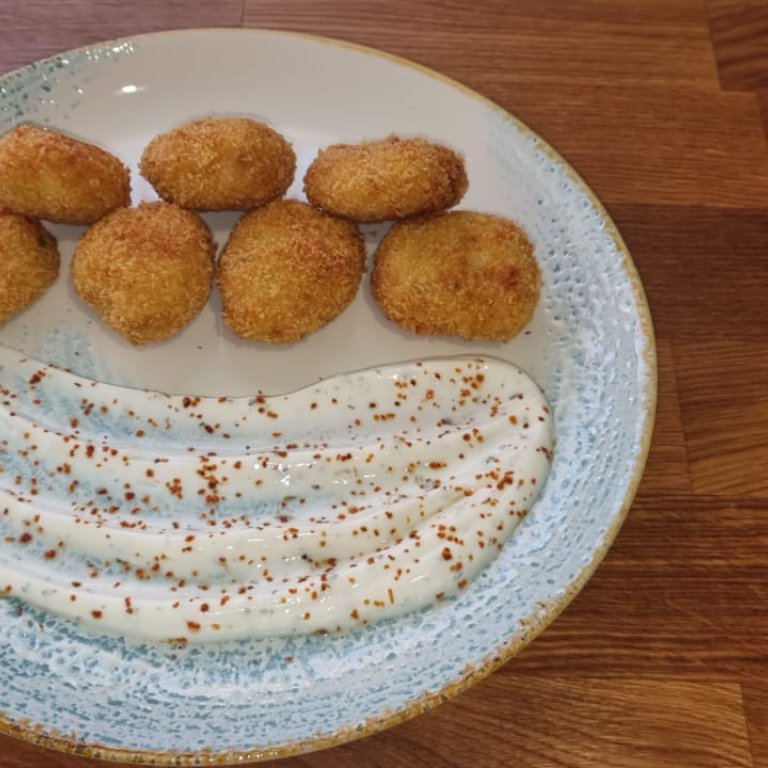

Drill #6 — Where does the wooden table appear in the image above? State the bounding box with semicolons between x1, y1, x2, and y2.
1;1;766;766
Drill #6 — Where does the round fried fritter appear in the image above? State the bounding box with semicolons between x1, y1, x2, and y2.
217;200;364;343
0;124;130;224
303;136;468;222
372;211;540;341
0;211;59;324
140;117;296;211
72;202;214;345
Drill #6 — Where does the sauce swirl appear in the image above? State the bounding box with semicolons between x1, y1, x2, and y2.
0;348;553;643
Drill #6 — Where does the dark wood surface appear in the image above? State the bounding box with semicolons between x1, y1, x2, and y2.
1;1;767;766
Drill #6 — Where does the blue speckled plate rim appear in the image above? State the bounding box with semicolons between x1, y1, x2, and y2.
0;27;658;765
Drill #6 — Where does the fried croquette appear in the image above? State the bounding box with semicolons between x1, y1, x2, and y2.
0;211;59;324
372;211;540;341
72;202;214;345
140;117;296;211
303;136;468;222
0;124;130;224
217;200;364;343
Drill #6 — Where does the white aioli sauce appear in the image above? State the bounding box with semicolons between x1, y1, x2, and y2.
0;348;553;643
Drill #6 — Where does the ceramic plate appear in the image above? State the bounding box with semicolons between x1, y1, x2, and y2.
0;29;656;763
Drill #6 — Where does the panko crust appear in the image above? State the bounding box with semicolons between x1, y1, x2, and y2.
372;211;540;341
140;117;296;211
71;202;214;345
0;124;130;224
217;199;364;343
303;136;468;222
0;211;59;324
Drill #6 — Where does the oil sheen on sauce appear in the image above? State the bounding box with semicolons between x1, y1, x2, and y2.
0;347;554;643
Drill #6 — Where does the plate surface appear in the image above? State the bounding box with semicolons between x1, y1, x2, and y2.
0;29;656;763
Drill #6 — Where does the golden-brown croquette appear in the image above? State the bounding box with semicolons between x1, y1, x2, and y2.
72;202;214;345
303;136;468;222
0;211;59;324
372;211;540;341
0;124;130;224
140;117;296;211
217;200;364;343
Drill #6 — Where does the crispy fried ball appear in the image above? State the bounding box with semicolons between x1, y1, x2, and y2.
0;211;59;324
303;136;468;222
140;117;296;211
0;124;130;224
72;202;214;345
372;211;540;341
217;200;364;343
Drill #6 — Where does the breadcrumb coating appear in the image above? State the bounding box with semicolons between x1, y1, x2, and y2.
304;136;468;222
0;211;59;324
71;202;214;345
372;211;540;341
140;117;296;211
0;124;130;224
217;200;364;343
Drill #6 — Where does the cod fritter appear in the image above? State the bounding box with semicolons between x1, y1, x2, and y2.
304;136;467;222
140;117;296;211
0;124;130;224
0;211;59;324
372;211;540;341
217;200;364;343
72;202;214;345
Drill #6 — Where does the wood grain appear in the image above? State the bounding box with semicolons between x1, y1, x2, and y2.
477;84;768;207
709;1;768;90
246;2;720;88
743;682;768;768
2;0;768;766
509;496;768;678
249;0;713;27
0;0;243;74
676;341;768;496
610;205;768;339
708;0;768;131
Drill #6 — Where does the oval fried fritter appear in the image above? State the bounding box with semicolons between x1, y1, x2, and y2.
140;117;296;211
0;124;130;224
0;211;59;324
217;200;364;343
304;136;468;222
372;211;540;341
72;202;214;345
